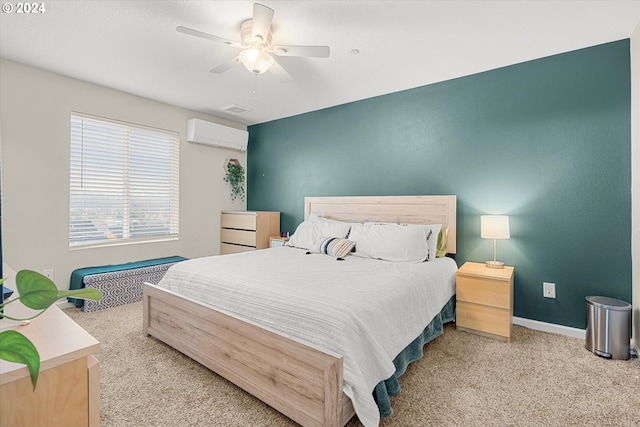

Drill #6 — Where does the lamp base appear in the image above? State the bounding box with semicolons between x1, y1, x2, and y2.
485;260;505;269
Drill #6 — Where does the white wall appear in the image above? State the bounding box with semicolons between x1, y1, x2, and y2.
0;59;247;290
632;21;640;353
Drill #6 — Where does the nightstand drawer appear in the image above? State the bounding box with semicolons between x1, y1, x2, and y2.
457;275;511;309
457;301;511;337
221;228;257;247
221;213;257;231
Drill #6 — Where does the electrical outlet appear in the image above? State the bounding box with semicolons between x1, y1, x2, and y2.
543;282;556;298
43;269;55;281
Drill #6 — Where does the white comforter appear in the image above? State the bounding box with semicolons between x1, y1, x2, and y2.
157;246;457;426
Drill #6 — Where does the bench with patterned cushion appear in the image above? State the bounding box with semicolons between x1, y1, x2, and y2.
69;256;187;312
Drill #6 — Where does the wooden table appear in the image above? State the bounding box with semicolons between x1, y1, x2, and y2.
0;265;100;427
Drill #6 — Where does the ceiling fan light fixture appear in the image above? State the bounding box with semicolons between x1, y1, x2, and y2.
179;3;329;78
238;46;274;74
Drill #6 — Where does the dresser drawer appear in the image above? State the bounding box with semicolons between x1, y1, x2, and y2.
221;228;256;247
221;213;257;231
456;301;511;338
457;275;511;309
221;243;256;255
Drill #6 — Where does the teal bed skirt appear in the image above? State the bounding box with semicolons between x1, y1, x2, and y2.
374;295;456;417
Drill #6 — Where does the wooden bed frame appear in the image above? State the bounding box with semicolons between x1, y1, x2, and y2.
143;195;456;427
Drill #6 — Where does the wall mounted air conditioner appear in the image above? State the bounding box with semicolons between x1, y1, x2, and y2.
186;118;248;152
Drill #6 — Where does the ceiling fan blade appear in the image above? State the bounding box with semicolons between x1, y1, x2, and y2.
252;3;274;41
176;26;242;48
269;57;292;83
271;45;330;58
210;57;239;74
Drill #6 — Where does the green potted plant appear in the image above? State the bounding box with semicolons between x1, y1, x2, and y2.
0;270;102;389
223;158;246;202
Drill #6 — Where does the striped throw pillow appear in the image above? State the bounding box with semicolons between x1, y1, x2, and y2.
307;237;355;260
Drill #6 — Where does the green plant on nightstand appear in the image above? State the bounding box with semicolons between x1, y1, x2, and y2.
223;159;246;202
0;270;102;390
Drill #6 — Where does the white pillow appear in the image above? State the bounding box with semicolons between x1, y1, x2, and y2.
309;215;352;241
349;222;430;263
286;217;352;250
286;220;317;249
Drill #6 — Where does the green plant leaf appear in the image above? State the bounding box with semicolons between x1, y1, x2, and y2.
0;330;40;390
57;288;103;300
15;270;59;310
0;271;103;393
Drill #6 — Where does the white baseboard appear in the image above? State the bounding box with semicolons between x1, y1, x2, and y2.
513;316;585;340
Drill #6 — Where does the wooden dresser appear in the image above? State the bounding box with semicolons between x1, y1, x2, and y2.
456;261;514;342
220;211;280;254
0;266;100;427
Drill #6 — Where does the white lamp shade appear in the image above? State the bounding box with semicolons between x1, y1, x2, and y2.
481;215;510;239
238;47;274;74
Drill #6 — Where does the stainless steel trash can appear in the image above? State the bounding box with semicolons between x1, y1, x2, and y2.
585;296;631;360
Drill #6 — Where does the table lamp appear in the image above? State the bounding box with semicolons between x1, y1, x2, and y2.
481;215;510;269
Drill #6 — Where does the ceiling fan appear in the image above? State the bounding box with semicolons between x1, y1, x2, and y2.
177;3;330;77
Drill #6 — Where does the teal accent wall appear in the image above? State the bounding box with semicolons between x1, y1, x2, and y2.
247;40;631;329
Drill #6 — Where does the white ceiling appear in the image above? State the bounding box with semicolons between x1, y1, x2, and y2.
1;1;639;126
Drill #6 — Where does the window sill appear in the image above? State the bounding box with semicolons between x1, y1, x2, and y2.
69;235;179;251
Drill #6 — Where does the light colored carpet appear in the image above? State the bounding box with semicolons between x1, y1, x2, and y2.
65;302;640;426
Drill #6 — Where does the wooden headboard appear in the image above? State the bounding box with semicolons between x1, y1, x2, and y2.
304;195;457;254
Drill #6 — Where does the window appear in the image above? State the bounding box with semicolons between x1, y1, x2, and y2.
70;113;179;247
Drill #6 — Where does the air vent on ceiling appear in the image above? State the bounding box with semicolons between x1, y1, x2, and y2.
222;104;251;114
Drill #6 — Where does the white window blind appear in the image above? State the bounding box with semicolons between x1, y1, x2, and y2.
70;113;179;247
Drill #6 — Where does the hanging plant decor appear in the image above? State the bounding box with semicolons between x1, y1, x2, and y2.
223;158;246;202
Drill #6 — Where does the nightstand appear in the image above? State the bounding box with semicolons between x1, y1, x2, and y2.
456;261;514;342
269;236;289;248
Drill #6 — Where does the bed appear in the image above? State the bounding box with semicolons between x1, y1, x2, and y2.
143;195;457;427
